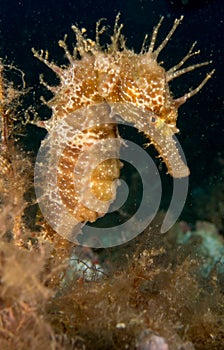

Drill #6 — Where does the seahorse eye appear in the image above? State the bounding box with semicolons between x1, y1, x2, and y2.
150;115;157;125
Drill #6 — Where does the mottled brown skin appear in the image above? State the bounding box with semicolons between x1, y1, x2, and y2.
57;124;120;223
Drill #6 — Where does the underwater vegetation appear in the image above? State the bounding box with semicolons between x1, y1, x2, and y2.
0;15;223;350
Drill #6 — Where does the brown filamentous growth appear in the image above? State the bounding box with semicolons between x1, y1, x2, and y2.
33;14;214;226
0;60;31;242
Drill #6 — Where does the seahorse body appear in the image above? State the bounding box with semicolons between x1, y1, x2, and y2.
33;15;214;227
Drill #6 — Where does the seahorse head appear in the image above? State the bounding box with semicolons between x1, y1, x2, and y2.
115;52;180;134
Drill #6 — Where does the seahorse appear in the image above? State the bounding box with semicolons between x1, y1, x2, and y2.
33;14;214;239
